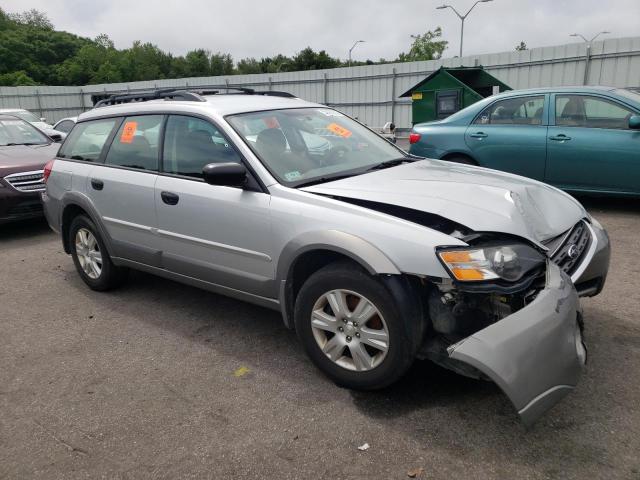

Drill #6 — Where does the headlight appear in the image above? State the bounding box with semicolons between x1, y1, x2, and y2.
437;243;545;282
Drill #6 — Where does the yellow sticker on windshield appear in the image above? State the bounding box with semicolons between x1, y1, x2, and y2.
326;123;352;138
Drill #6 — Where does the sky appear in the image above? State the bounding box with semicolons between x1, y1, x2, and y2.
3;0;639;61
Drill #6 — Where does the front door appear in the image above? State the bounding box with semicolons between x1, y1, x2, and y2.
546;93;640;194
155;115;274;297
464;94;548;180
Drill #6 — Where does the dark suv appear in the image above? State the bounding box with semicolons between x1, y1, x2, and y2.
0;115;60;224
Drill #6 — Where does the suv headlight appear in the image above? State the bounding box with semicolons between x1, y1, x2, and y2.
437;243;545;282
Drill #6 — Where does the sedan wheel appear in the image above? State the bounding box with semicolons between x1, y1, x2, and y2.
311;289;390;372
75;228;102;279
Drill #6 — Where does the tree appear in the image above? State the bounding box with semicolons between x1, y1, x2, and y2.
0;70;38;86
515;41;528;51
7;8;53;29
397;27;448;62
210;52;233;76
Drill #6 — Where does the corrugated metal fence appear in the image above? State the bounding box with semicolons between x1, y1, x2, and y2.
1;36;639;130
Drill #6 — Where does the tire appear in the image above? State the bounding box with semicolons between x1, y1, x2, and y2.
294;261;418;390
69;215;128;291
444;155;476;165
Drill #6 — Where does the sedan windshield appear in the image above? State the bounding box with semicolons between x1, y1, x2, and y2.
227;108;406;186
0;118;50;146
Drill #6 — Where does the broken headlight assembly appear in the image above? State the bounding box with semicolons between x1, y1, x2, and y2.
437;243;545;283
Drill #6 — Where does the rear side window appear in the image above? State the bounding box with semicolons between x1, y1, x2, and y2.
162;115;242;178
58;118;118;162
105;115;163;171
556;95;636;129
474;96;545;125
55;120;75;133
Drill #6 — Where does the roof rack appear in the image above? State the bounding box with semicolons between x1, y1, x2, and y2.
93;86;297;107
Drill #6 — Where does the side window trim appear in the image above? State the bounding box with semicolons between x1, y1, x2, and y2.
97;117;125;164
472;94;547;127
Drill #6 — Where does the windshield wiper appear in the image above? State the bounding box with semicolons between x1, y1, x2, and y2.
4;142;45;146
366;157;417;172
295;173;359;188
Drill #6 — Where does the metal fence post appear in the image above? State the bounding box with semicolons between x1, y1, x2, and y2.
391;68;397;125
35;89;43;119
323;73;328;105
78;88;85;113
268;77;272;91
583;44;592;85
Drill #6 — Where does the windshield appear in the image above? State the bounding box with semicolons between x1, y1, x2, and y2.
0;118;50;146
11;110;42;123
227;108;405;186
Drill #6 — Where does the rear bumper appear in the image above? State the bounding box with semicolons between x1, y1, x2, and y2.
41;191;61;234
448;263;584;427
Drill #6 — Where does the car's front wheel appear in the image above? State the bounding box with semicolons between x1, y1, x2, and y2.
294;261;417;390
69;215;128;291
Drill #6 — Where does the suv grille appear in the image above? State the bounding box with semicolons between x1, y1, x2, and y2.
4;170;46;193
550;221;591;275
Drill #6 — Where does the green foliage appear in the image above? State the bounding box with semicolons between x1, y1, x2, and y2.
397;27;448;62
0;7;454;86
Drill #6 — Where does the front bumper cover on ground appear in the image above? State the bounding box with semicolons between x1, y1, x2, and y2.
447;263;584;427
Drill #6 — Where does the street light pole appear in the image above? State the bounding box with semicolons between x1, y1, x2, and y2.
348;40;365;67
570;31;610;85
436;0;493;58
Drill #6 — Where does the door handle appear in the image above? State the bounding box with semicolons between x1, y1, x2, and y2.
161;191;180;206
90;179;104;191
549;134;572;142
470;132;488;139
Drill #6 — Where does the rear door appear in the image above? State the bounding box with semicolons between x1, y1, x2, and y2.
155;115;274;297
546;94;640;194
464;95;548;180
87;114;164;266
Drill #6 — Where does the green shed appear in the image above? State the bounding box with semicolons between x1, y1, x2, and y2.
400;66;511;125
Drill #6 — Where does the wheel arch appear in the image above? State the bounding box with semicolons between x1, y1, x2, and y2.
60;192;114;256
440;151;478;165
276;231;401;329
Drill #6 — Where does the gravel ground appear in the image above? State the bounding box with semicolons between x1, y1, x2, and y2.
1;195;639;480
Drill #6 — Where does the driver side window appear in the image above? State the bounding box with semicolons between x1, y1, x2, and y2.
474;96;545;126
162;115;242;179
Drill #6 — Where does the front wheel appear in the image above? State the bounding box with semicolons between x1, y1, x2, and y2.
294;262;418;390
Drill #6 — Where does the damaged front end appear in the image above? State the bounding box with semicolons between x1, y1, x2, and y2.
418;237;586;427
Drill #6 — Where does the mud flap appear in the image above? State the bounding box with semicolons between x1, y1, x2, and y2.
448;263;585;427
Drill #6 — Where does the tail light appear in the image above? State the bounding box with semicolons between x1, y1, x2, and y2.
409;132;421;144
43;159;55;183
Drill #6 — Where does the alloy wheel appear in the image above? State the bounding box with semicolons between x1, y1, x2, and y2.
75;228;102;279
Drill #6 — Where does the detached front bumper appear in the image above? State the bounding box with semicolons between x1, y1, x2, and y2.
448;263;585;427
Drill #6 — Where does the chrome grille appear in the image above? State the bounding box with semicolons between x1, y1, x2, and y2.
4;170;45;193
550;221;591;275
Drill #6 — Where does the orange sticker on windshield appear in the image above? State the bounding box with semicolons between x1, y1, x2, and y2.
326;123;352;138
120;121;137;143
264;117;280;129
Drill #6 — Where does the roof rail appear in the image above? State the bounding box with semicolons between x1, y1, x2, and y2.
93;86;297;107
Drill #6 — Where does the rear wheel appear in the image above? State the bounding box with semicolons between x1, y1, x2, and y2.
294;262;417;390
69;215;128;291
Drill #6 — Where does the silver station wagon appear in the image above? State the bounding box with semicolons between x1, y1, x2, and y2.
42;87;610;426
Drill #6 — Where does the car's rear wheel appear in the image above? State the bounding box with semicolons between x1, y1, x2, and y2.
69;215;128;291
294;261;417;390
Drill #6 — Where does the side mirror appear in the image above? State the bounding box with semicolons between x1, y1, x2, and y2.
202;162;247;187
40;117;47;122
49;133;63;142
629;115;640;130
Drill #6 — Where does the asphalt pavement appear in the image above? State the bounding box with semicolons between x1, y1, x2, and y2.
1;195;639;479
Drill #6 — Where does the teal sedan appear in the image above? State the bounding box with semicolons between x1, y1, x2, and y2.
409;86;640;196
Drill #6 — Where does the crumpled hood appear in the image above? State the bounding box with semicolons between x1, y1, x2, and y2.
0;144;59;177
301;159;586;244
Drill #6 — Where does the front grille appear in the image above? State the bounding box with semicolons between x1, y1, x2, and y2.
4;170;45;193
550;221;591;275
